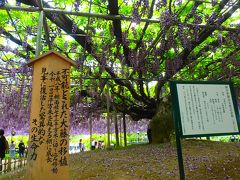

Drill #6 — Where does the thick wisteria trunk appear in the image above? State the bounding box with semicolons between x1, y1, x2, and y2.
149;98;173;143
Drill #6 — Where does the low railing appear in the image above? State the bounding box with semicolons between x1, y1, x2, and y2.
0;158;27;173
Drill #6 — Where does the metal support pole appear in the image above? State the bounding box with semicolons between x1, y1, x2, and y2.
114;112;119;147
123;112;127;147
170;81;185;180
175;127;185;180
89;116;92;150
106;85;111;149
36;11;43;56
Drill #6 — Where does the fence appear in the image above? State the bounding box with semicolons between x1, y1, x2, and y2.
0;158;27;173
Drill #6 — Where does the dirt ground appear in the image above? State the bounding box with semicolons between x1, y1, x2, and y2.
1;139;240;179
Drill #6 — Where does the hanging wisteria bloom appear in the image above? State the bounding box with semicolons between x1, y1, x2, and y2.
26;26;32;34
52;13;57;21
71;43;77;52
16;1;21;6
132;7;141;24
74;0;80;11
72;23;78;33
160;10;175;29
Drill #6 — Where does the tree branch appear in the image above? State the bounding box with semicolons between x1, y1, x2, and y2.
0;27;35;54
108;0;130;66
135;0;155;50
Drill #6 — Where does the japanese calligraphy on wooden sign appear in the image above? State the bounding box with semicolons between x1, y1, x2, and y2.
27;51;76;180
170;81;240;137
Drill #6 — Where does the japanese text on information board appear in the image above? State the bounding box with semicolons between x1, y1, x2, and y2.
177;84;238;135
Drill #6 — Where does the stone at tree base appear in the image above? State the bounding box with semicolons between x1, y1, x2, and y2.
149;99;173;144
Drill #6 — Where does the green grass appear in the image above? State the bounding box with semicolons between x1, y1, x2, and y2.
6;132;149;150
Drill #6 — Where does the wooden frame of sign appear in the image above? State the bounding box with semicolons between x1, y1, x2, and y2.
170;80;240;180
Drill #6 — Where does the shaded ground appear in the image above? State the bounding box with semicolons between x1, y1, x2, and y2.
1;139;240;179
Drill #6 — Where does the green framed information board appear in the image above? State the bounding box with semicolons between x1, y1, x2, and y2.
170;81;240;138
170;81;240;180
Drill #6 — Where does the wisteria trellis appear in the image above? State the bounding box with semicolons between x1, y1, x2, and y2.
0;0;239;135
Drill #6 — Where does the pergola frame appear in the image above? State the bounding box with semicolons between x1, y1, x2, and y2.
0;0;239;104
1;1;239;73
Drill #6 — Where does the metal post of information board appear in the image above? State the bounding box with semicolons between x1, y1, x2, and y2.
170;81;185;180
175;122;185;180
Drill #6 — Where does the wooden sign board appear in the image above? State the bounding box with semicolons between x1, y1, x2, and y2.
27;51;76;180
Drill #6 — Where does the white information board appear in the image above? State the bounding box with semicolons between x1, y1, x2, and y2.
176;84;239;135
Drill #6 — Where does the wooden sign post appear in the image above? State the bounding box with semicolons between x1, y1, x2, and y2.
27;51;76;180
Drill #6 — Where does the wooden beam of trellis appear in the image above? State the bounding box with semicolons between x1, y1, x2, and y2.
0;6;238;32
0;5;163;23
